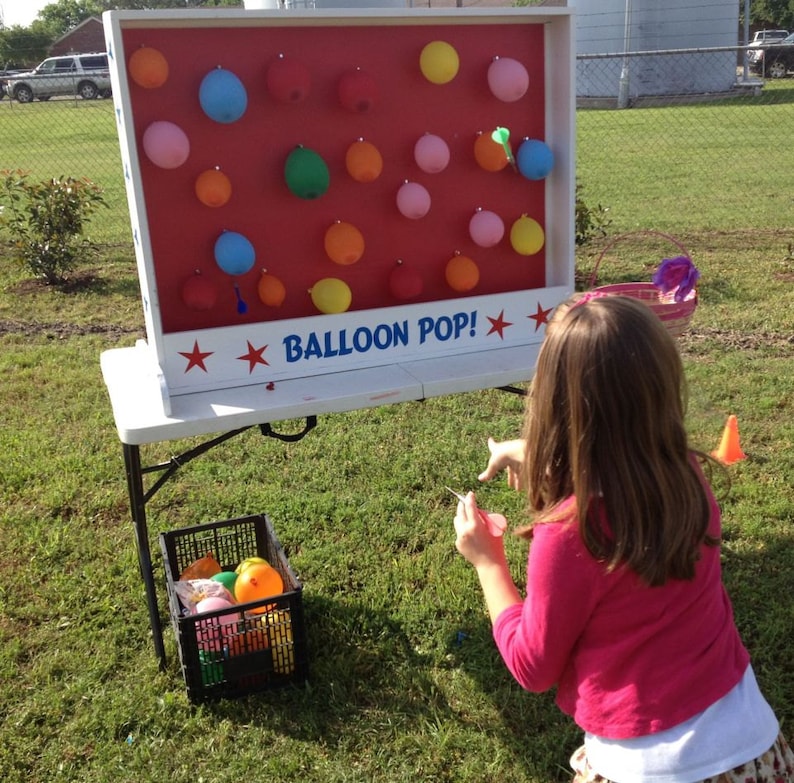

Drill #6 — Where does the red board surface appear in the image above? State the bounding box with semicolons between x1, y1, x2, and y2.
123;21;547;335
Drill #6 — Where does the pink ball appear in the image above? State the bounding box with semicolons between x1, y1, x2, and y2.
195;596;238;652
142;121;190;169
396;181;431;219
487;57;529;102
469;209;505;248
414;133;450;174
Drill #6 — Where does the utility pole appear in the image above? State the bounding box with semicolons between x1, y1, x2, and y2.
617;0;632;108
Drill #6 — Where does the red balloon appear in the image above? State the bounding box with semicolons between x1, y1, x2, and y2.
338;68;378;113
266;55;311;103
181;272;217;311
389;263;424;300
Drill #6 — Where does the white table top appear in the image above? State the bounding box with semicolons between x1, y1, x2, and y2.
101;340;538;445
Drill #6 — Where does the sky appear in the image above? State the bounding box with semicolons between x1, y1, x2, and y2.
1;0;51;28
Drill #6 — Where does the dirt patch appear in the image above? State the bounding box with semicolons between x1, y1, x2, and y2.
7;271;104;295
680;326;794;354
0;319;140;339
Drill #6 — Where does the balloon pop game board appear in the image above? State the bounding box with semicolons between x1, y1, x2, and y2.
103;6;575;412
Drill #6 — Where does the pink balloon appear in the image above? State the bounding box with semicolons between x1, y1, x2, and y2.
469;209;505;247
142;121;190;169
487;57;529;102
396;181;431;219
195;597;238;652
414;133;450;174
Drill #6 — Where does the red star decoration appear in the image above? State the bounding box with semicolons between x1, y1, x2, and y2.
486;310;513;339
528;302;554;331
179;340;213;373
237;341;269;374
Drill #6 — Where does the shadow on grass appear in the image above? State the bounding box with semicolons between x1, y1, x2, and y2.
169;518;793;781
195;592;580;781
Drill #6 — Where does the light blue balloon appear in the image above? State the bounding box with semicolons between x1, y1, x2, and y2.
199;68;248;124
516;139;554;180
214;231;255;276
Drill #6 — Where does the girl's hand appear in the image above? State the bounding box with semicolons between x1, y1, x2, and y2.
453;492;507;569
477;437;526;490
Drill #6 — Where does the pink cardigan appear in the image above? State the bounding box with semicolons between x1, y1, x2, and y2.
492;487;750;739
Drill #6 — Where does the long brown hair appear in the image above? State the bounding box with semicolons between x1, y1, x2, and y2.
520;295;716;586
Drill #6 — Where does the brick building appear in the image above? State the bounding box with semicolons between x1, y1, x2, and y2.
49;17;105;56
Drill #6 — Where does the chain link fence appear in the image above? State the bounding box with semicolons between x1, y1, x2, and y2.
1;46;792;247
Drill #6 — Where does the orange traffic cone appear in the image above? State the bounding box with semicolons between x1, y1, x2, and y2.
711;415;747;465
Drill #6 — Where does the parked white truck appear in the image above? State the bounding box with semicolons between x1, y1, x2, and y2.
5;53;111;103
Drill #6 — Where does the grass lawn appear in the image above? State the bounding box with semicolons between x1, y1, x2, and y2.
0;84;793;782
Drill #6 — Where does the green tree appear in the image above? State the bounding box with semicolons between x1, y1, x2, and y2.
745;0;794;31
0;26;52;68
38;0;104;38
9;0;244;39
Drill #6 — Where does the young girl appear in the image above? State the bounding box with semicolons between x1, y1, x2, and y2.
452;293;793;783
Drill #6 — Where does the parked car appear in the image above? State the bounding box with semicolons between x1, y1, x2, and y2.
0;68;25;99
4;53;111;103
748;29;789;46
748;33;794;78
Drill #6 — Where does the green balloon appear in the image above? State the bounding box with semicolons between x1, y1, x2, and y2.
285;146;330;199
210;570;238;593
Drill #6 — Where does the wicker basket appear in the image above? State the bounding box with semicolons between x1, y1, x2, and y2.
588;230;698;338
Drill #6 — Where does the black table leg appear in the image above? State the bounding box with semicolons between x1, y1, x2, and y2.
123;442;167;670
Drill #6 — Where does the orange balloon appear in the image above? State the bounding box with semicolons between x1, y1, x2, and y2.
445;254;480;292
474;132;509;172
179;552;221;581
258;272;286;307
234;562;284;613
128;46;169;89
195;168;232;207
324;221;364;265
228;620;270;657
345;139;383;183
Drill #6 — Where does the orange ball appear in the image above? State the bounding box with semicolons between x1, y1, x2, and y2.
258;272;286;307
195;168;232;207
128;46;169;89
345;139;383;183
445;254;480;292
474;132;510;172
234;562;284;614
324;221;364;265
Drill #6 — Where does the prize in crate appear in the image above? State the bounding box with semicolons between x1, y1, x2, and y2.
159;514;308;702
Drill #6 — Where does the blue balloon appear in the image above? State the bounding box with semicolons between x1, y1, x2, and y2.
516;139;554;180
199;68;247;124
214;231;255;276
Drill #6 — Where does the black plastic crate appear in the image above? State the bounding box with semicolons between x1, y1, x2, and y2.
159;514;308;702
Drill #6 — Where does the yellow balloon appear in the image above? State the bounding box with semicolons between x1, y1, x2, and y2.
419;41;459;85
310;277;352;314
510;215;545;256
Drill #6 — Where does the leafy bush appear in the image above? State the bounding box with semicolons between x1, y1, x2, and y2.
575;181;612;246
0;169;106;285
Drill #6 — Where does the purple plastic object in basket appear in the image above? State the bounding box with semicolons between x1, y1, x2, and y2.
587;230;698;338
